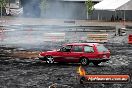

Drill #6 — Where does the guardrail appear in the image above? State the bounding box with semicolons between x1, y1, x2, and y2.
128;34;132;44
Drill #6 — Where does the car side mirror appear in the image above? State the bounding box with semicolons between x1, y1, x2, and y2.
57;49;61;52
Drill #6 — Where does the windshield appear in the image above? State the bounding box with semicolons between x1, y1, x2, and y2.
96;45;108;52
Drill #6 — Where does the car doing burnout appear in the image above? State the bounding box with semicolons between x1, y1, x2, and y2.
38;43;110;66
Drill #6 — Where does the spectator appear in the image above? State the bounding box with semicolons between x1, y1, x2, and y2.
111;15;114;22
116;15;119;21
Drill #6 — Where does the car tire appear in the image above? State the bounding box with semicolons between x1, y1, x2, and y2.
80;58;89;66
93;61;101;66
45;56;54;64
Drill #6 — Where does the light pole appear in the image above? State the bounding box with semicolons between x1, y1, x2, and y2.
123;10;126;26
0;3;2;18
8;0;10;14
0;1;3;42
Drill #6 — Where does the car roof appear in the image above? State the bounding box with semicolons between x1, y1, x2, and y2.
65;43;99;46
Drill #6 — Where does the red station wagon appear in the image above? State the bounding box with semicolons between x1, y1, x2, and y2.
38;43;110;66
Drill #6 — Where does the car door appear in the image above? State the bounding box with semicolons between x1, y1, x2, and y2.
55;46;72;62
63;45;84;63
52;50;64;62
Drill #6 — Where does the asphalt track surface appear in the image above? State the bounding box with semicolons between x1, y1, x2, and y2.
0;19;132;87
0;43;132;88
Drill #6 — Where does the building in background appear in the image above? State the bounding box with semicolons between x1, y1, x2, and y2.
93;0;132;21
20;0;101;18
9;0;132;21
6;0;22;16
20;0;41;17
7;0;20;9
41;0;102;19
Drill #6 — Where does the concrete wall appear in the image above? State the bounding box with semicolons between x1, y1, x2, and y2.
41;1;87;19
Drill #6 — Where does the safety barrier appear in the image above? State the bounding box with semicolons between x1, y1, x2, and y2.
87;34;108;43
43;33;65;42
128;34;132;44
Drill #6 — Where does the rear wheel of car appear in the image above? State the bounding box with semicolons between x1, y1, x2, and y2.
80;58;89;66
45;56;54;64
93;61;101;66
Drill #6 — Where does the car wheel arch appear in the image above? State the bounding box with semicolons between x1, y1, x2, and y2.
79;57;89;61
45;55;53;58
45;54;52;57
79;57;89;66
45;55;54;63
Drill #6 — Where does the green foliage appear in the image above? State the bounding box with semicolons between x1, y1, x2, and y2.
0;0;8;7
40;0;47;12
85;0;94;15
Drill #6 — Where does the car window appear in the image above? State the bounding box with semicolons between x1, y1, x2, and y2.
72;45;83;52
60;45;72;52
96;44;108;52
84;46;94;53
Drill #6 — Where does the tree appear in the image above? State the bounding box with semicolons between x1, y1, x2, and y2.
40;0;47;13
85;0;94;20
0;0;8;17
